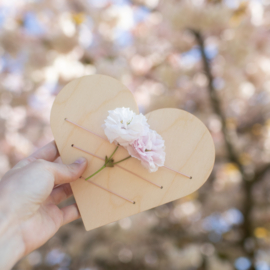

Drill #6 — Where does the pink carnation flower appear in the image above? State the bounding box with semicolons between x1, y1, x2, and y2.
127;129;166;172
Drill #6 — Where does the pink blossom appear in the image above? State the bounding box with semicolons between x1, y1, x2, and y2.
127;129;166;172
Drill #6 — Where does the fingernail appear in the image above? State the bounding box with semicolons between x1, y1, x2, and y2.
74;157;87;164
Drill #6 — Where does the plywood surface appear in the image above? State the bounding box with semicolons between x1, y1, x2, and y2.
50;74;215;231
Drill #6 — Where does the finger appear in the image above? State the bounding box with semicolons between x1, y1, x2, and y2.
40;157;88;185
53;156;63;164
12;156;37;170
13;141;59;170
29;140;59;161
50;183;73;205
61;203;81;226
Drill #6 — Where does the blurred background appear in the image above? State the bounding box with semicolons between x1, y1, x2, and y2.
1;0;270;269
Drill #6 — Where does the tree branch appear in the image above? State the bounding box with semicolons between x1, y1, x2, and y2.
191;29;258;269
190;29;244;172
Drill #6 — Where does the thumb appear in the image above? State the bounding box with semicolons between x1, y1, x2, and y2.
42;157;88;185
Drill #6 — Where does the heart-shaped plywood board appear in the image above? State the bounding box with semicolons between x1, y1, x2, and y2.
50;74;215;231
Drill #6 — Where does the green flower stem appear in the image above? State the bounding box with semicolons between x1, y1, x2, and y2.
112;155;132;165
108;145;119;160
84;145;119;181
85;164;106;180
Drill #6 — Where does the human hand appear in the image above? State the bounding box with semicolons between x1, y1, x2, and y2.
0;141;87;270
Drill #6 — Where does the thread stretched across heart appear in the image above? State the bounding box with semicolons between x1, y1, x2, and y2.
50;74;215;231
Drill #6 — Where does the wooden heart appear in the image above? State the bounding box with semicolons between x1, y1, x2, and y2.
50;74;215;231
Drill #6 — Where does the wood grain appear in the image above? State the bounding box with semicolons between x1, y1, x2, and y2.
50;74;215;231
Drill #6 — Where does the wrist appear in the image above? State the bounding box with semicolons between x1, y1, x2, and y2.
0;190;25;270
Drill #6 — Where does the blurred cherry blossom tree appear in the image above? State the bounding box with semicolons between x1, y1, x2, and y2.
1;0;270;269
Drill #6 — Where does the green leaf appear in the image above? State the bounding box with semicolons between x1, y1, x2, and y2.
106;162;114;167
105;158;114;167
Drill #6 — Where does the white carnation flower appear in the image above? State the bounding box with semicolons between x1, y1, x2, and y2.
103;107;149;147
